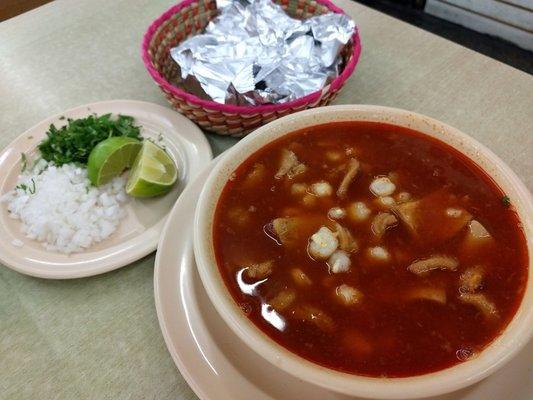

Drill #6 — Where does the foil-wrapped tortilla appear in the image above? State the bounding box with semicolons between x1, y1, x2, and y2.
170;0;356;105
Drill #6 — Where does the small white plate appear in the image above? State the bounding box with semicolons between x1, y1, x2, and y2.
155;159;533;400
0;100;212;279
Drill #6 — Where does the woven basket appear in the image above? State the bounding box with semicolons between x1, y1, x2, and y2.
142;0;362;137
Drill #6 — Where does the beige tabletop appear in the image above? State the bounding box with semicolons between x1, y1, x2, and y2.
1;0;532;399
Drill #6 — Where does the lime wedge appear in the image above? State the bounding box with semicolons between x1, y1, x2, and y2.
125;140;177;198
87;137;142;186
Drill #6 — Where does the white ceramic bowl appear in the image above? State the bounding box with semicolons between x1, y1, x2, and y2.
193;105;533;399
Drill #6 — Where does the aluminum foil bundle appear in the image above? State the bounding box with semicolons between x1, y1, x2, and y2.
170;0;356;105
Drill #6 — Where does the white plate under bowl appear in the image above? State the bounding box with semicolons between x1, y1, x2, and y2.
0;100;212;279
154;158;533;400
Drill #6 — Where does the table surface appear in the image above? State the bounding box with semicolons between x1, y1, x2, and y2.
1;0;532;399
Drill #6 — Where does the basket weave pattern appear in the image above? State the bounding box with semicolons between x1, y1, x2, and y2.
142;0;361;136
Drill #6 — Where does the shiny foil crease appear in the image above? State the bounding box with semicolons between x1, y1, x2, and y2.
170;0;356;105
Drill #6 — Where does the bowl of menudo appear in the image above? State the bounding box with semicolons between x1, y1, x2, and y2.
193;105;532;398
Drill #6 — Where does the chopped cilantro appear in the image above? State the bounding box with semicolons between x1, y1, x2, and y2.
29;179;36;194
16;179;36;194
501;195;511;207
20;153;28;173
38;114;142;165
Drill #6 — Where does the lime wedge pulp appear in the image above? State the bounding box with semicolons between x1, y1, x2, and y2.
87;137;142;186
125;140;177;198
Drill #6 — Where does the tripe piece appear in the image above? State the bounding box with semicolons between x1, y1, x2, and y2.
245;260;274;280
290;182;307;195
375;196;396;209
462;220;493;248
269;290;296;312
392;190;472;246
242;163;267;188
275;149;307;179
407;255;459;275
371;212;398;238
405;287;447;304
459;293;498;320
337;158;360;198
367;246;390;262
395;191;411;203
459;266;484;293
293;304;335;332
334;222;358;253
271;215;328;247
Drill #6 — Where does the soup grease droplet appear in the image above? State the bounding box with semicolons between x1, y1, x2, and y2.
456;347;475;362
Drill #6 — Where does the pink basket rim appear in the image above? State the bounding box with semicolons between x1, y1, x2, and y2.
141;0;362;115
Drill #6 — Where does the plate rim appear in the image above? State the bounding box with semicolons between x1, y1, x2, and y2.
0;99;212;279
154;162;216;400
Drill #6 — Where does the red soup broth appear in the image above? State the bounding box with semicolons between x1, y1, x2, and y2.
212;121;528;377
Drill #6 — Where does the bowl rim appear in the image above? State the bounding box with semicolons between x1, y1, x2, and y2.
141;0;361;115
193;105;533;399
